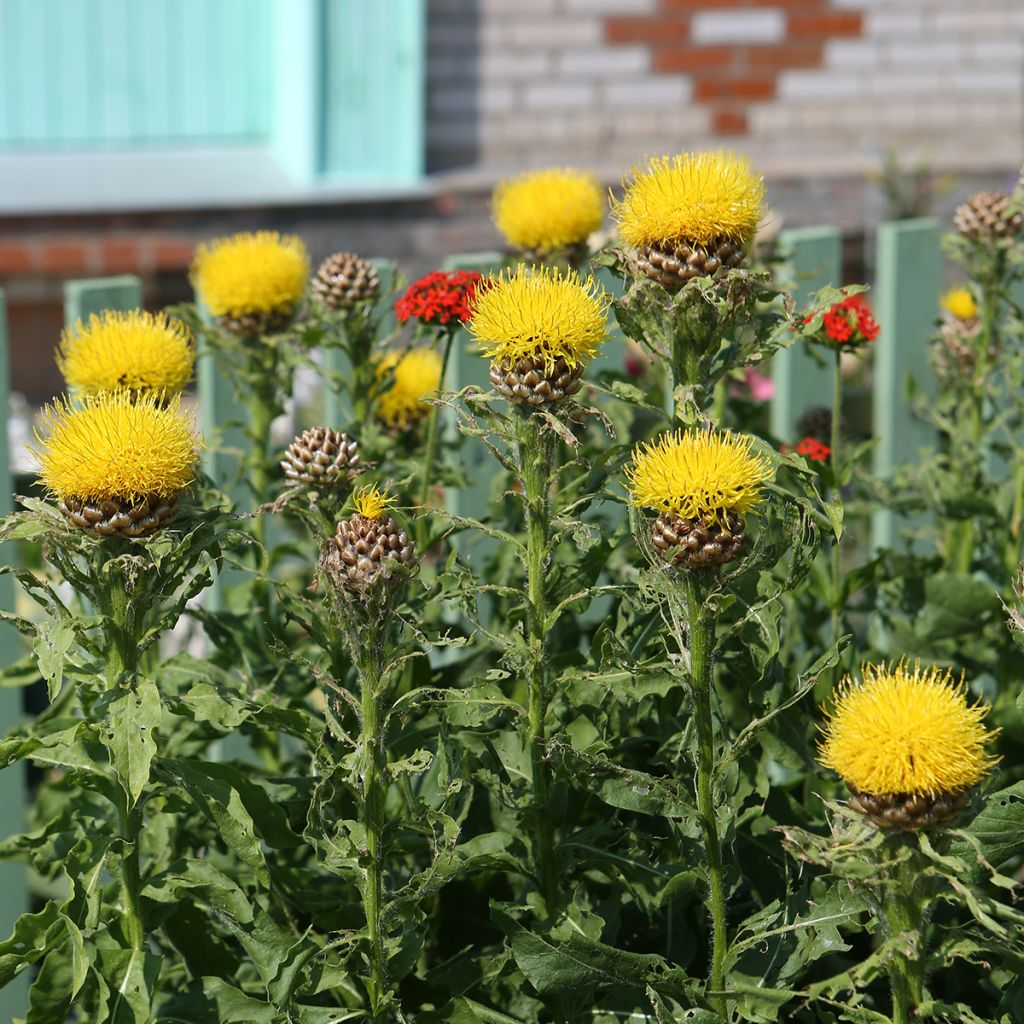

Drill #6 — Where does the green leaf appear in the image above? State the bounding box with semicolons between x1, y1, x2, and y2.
959;781;1024;868
916;572;1001;641
102;678;162;808
34;622;76;702
94;949;161;1024
0;903;64;988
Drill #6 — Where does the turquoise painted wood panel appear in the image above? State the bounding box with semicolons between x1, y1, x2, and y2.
771;227;842;441
63;274;142;326
321;0;426;181
0;289;29;1022
0;0;273;148
871;218;941;551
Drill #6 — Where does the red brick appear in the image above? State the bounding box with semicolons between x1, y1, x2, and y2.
788;12;862;37
712;108;748;135
605;16;687;45
695;77;776;101
152;237;195;271
42;239;89;275
99;237;141;274
746;42;824;69
654;46;732;73
0;241;33;275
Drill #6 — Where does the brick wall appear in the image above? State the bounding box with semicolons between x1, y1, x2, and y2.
427;0;1024;175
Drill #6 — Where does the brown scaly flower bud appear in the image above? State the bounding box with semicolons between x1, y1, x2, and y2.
953;189;1023;242
488;354;583;408
281;428;359;487
312;252;380;311
322;486;415;596
650;510;747;570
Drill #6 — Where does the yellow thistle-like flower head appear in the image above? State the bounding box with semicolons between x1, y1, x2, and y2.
352;484;394;521
612;151;766;250
33;390;199;503
626;430;772;527
941;286;978;321
468;265;608;372
493;167;604;255
57;310;194;397
374;347;443;428
190;231;310;318
819;662;998;798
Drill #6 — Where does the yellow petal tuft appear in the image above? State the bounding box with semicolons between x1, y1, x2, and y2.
373;347;443;428
819;662;998;797
352;484;394;521
493;167;604;254
32;391;199;503
611;151;766;250
941;286;978;321
57;310;194;397
626;430;772;526
190;231;310;318
468;265;608;371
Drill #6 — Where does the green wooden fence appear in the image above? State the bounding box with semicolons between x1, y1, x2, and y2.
0;221;947;1017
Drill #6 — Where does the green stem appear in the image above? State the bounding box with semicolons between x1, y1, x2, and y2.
246;379;275;621
516;409;559;915
883;850;925;1024
830;348;843;645
355;644;389;1020
670;331;703;424
118;806;145;951
416;327;457;550
683;574;727;1017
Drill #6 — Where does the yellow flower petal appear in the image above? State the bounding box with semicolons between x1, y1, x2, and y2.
941;286;978;321
353;484;394;521
493;167;604;254
374;347;443;428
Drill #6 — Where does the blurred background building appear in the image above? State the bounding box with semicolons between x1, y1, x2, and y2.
0;0;1022;401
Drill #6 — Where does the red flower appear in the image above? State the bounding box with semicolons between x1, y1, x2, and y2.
804;293;879;347
795;436;831;462
395;270;484;328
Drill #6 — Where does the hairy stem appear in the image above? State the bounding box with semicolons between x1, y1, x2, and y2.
883;850;925;1024
683;574;728;1017
246;377;276;622
416;327;457;550
830;348;843;645
516;409;559;915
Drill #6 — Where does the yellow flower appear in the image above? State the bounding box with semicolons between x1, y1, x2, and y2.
189;231;309;318
353;484;394;521
819;662;998;797
612;151;766;250
468;265;608;371
626;430;772;526
374;347;443;428
941;286;978;321
33;391;198;503
57;311;194;397
493;167;604;254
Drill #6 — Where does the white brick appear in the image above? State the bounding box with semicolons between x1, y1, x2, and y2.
866;72;944;96
479;53;550;81
501;18;603;49
883;41;960;65
523;80;595;109
933;10;1019;33
558;45;649;77
777;72;863;101
603;77;690;108
967;40;1024;63
953;70;1023;92
691;8;785;45
825;40;880;68
564;0;655;11
866;12;924;36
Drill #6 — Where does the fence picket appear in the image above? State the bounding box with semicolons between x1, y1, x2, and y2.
871;218;941;550
0;288;28;1021
63;273;142;325
771;227;842;442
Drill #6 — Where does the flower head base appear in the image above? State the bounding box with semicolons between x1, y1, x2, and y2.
352;484;395;522
819;662;998;800
374;347;443;428
627;430;772;527
190;231;309;319
804;293;880;349
395;271;483;328
941;286;978;321
33;391;198;504
612;151;766;250
493;167;603;255
57;311;194;397
468;265;608;373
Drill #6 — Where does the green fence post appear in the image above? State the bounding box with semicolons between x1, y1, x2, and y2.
871;218;941;550
771;227;842;441
322;259;398;431
0;289;29;1021
63;274;143;325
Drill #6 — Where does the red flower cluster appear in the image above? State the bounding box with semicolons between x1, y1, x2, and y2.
795;436;831;462
395;270;483;328
804;293;880;347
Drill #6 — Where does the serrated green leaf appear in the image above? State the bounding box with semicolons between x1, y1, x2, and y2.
102;678;161;808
